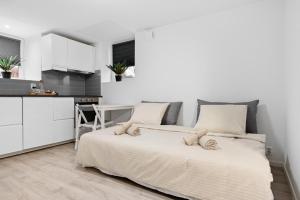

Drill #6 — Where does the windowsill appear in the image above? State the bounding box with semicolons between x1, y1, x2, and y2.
0;78;38;82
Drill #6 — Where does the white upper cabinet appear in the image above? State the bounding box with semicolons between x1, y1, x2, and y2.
67;39;83;71
42;34;95;73
67;39;95;73
42;34;68;71
85;45;96;73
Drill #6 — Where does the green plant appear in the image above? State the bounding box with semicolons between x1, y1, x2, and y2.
0;56;21;72
106;62;129;75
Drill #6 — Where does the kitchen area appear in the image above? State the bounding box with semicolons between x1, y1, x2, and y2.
0;33;102;157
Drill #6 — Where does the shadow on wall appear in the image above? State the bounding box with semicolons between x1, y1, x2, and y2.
110;110;132;123
177;106;184;125
257;104;274;134
257;104;279;161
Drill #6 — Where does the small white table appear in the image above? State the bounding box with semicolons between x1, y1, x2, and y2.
75;104;134;149
93;104;134;129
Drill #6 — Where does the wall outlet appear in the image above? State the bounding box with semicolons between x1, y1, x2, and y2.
266;146;272;157
30;83;37;89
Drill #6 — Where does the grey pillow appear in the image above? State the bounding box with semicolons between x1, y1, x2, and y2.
196;99;259;133
142;101;183;125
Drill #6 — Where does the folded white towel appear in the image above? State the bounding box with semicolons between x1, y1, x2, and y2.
199;135;219;150
127;124;140;136
183;134;198;145
183;129;208;146
114;121;134;135
182;129;219;150
194;129;208;137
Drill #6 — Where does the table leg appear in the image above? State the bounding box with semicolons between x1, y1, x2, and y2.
93;115;97;131
101;110;105;129
75;107;80;150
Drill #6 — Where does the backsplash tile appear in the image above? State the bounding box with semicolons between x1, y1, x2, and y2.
85;70;101;96
0;70;101;96
0;79;39;95
42;71;86;95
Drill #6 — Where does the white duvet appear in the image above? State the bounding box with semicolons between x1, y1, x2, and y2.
76;125;273;200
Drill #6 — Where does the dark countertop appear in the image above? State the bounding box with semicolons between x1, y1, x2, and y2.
0;95;102;97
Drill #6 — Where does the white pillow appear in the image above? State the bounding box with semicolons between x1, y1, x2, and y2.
194;105;247;135
130;103;169;125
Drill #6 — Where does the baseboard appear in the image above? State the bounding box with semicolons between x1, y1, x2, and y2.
270;160;283;167
283;163;299;200
0;140;74;159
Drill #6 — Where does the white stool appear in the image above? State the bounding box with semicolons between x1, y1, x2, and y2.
74;104;114;150
74;104;99;150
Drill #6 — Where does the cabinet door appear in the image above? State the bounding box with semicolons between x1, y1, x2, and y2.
0;125;22;155
67;39;95;72
86;46;95;73
53;98;74;120
51;34;68;68
0;97;22;126
52;98;74;143
42;34;68;71
67;39;84;71
23;98;53;149
52;119;74;143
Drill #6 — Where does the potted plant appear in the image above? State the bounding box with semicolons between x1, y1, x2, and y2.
0;56;21;79
106;62;129;82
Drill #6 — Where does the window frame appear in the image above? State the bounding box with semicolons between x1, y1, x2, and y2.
0;32;25;79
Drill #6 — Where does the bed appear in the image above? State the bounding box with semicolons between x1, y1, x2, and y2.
76;125;273;200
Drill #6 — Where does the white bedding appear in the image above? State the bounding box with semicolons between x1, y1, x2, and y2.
76;125;273;200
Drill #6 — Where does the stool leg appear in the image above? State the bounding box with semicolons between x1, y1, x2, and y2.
93;115;97;131
75;114;81;150
101;110;105;129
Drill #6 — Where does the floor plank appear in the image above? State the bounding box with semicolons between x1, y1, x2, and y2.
0;143;293;200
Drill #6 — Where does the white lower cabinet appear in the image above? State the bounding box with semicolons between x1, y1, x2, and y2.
0;97;22;126
52;119;74;143
23;97;74;149
0;125;23;155
53;98;74;120
0;97;23;156
23;98;53;149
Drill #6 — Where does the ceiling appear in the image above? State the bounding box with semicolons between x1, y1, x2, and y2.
0;0;261;43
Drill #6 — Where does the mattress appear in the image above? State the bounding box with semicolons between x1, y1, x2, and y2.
76;125;273;200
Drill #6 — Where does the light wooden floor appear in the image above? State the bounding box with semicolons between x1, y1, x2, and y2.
0;143;293;200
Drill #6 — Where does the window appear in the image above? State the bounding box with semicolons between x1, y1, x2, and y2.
113;40;135;66
0;35;22;78
112;40;135;78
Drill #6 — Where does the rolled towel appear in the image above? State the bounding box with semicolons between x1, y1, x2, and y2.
194;129;208;137
183;134;198;146
127;124;140;136
199;135;218;150
114;121;134;135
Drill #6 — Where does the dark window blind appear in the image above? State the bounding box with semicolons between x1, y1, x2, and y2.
0;35;21;58
113;40;135;66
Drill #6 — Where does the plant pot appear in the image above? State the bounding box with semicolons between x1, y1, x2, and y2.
1;71;11;79
115;75;122;82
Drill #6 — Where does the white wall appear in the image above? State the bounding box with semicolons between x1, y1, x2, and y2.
102;0;285;163
23;35;42;80
95;41;112;82
285;0;300;197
